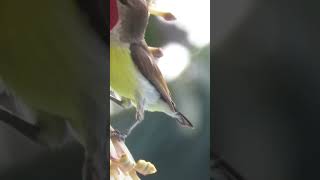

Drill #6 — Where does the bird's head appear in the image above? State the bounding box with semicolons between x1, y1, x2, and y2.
110;0;149;43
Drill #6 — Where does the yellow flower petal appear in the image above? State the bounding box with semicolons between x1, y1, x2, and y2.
118;154;136;173
110;139;120;160
135;160;157;175
148;47;163;58
129;170;141;180
149;6;176;21
110;126;157;179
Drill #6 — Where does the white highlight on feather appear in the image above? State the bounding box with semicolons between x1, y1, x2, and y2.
153;0;210;47
134;69;161;109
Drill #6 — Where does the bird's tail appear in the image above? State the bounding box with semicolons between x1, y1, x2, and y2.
175;111;193;128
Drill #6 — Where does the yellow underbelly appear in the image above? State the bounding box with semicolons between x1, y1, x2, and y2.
110;41;167;113
110;42;138;100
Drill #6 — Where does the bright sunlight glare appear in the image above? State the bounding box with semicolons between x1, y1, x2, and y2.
154;0;210;47
158;43;190;81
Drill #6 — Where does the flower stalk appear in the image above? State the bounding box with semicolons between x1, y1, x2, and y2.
110;126;157;180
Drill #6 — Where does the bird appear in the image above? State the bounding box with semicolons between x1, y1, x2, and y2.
0;1;107;180
110;0;193;139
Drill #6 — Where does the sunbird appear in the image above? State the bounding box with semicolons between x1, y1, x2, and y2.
0;1;107;180
110;0;193;138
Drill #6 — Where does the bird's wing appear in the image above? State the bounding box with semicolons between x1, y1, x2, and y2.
130;41;176;111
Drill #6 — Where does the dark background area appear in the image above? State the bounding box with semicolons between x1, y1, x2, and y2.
213;0;320;180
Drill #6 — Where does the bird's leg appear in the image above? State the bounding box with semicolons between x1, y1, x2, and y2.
110;98;145;141
126;98;145;136
109;92;132;141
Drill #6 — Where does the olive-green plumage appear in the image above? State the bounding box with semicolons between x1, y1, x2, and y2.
0;1;107;180
110;41;138;100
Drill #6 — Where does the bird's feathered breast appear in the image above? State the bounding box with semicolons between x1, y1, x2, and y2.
110;41;139;100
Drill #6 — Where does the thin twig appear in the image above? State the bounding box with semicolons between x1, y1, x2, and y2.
0;107;40;143
212;153;246;180
110;95;123;107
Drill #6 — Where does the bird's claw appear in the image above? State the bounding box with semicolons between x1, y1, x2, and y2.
135;111;144;121
111;129;128;142
135;101;145;121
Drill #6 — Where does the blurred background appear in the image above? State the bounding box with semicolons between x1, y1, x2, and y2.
0;0;210;180
213;0;320;180
0;0;105;179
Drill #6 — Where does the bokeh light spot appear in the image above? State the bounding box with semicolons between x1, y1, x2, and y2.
158;43;190;81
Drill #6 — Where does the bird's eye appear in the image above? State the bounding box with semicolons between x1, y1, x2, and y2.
119;0;129;5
